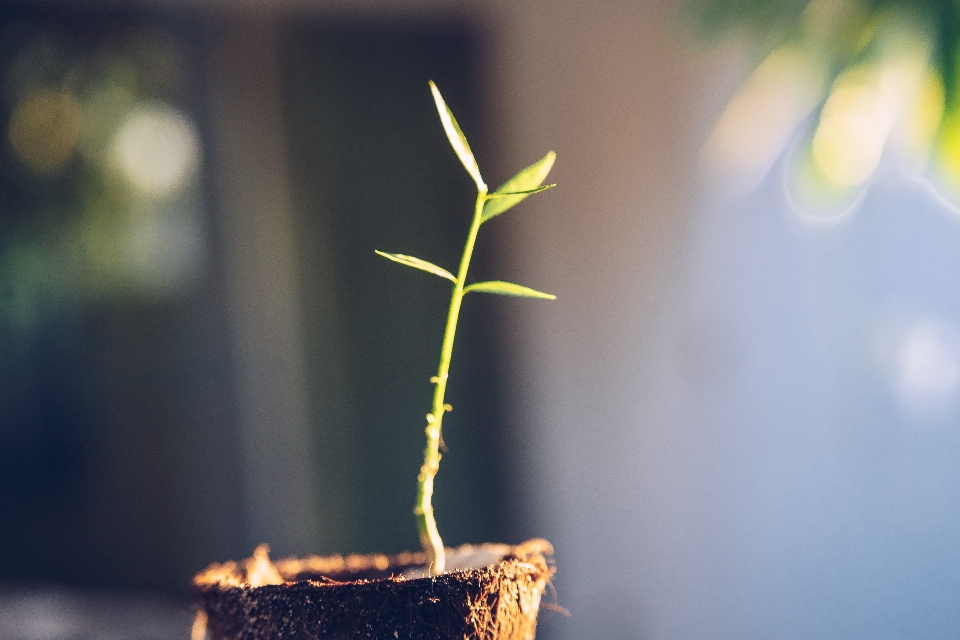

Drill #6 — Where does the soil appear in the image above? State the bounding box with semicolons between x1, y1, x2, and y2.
192;538;555;640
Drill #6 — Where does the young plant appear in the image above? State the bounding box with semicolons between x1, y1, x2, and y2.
376;81;556;576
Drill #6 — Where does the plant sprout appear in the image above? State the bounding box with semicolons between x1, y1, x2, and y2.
377;81;556;575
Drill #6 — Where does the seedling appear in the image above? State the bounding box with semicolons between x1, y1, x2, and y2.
377;81;556;575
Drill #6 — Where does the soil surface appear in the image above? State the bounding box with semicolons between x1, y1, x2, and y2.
193;539;554;640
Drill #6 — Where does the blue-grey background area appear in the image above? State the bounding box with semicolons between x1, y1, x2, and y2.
671;157;960;638
537;152;960;639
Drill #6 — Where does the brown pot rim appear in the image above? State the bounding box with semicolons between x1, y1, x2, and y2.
193;539;555;640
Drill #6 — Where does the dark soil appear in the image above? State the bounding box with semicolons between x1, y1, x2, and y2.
192;539;554;640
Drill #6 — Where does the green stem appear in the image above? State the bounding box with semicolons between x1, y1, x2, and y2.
415;187;487;576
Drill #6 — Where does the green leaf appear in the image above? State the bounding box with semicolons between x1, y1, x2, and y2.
376;251;456;282
463;280;556;299
481;151;556;223
485;184;555;199
429;81;486;192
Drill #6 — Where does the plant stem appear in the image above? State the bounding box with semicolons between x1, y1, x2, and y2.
415;187;487;576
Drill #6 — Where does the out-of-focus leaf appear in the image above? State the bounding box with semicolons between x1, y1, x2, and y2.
481;151;556;223
686;0;960;112
429;81;486;192
376;251;456;282
463;280;556;299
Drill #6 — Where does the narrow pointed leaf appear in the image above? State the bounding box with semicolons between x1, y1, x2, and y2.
481;151;556;223
376;251;456;282
463;280;556;299
429;81;486;192
485;184;555;199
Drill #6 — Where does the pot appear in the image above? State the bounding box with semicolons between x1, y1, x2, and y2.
192;538;555;640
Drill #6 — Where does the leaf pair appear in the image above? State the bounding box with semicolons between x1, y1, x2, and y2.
375;251;555;300
429;80;555;223
376;82;556;302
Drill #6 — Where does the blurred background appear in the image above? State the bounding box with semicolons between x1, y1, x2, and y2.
3;0;960;638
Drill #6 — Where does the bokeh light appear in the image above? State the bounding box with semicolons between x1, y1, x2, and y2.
896;318;960;421
811;67;895;186
701;44;828;192
704;6;944;211
898;69;944;168
0;24;205;321
8;88;81;175
812;51;929;187
935;107;960;192
109;102;200;198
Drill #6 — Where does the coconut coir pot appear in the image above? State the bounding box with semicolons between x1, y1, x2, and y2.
192;538;554;640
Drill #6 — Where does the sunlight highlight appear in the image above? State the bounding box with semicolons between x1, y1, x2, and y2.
812;69;891;186
702;45;827;192
109;102;200;198
936;109;960;191
811;58;926;187
897;70;944;168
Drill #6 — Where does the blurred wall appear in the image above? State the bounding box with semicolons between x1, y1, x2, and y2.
485;2;725;638
0;4;249;594
0;0;518;596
